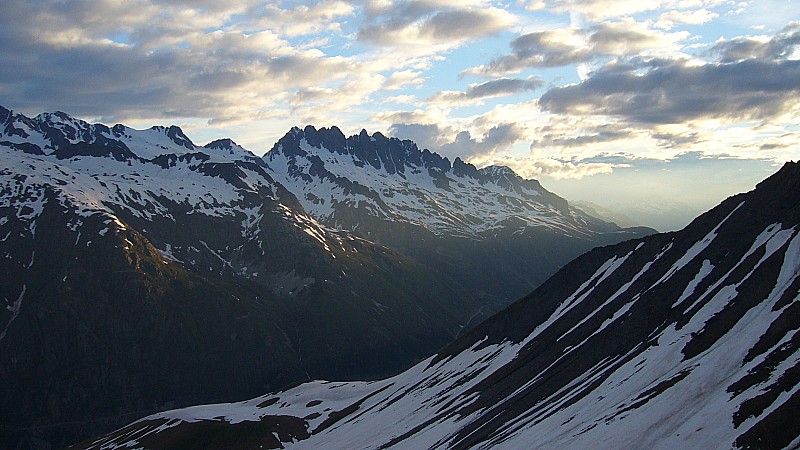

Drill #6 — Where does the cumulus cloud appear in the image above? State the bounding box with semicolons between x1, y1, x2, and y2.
656;8;719;29
0;0;375;125
442;123;528;157
383;70;426;90
464;28;588;75
251;1;356;36
381;95;418;105
428;77;543;104
589;19;688;55
465;19;687;76
358;1;515;49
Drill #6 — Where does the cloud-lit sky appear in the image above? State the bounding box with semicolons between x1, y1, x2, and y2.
1;0;798;230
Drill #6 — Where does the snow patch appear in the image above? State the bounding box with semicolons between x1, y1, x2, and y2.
0;285;26;342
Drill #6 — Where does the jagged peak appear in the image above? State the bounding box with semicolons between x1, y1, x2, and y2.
36;110;69;122
149;124;195;150
270;126;560;191
0;105;25;128
34;110;90;130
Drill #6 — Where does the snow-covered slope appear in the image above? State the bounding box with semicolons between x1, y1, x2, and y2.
264;125;654;309
0;106;651;448
265;126;619;238
0;106;485;448
0;107;373;285
2;108;256;161
90;162;800;450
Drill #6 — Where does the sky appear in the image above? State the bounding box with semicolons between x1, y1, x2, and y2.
0;0;798;231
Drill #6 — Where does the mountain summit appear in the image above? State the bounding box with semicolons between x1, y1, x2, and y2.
265;125;653;306
265;125;621;238
91;162;800;449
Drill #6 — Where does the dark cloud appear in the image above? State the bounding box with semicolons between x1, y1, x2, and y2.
539;58;800;123
477;30;590;74
711;22;800;62
429;77;543;103
0;0;355;122
427;9;499;39
389;122;526;159
650;131;705;148
589;21;674;54
358;2;512;47
358;9;423;42
386;123;443;152
467;19;682;75
441;123;526;157
530;123;634;148
467;77;543;97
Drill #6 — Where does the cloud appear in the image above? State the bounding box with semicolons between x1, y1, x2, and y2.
711;22;800;62
0;0;377;125
530;123;636;148
524;0;677;21
388;121;528;159
386;123;445;150
442;123;528;157
428;77;544;104
720;0;800;31
381;95;418;105
465;28;589;75
656;8;719;29
511;157;620;179
465;19;687;76
589;19;688;55
252;1;356;36
539;56;800;123
358;1;515;49
383;70;426;90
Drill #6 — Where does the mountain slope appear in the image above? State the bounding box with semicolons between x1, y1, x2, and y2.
90;162;800;449
265;125;653;314
0;107;480;447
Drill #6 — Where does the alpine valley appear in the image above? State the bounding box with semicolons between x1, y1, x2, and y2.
84;161;800;449
0;107;650;448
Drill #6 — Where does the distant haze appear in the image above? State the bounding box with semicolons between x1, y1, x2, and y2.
541;154;779;231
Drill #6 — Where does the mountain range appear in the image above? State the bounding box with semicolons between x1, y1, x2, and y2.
85;161;800;450
0;106;650;448
265;125;650;307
